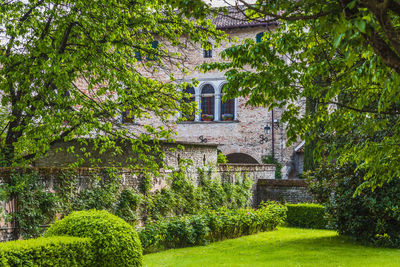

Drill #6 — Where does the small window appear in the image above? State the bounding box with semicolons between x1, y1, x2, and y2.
147;40;159;60
121;109;135;124
256;32;264;43
204;42;212;58
134;51;141;61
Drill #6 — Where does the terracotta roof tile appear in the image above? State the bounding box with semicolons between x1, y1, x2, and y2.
210;6;277;29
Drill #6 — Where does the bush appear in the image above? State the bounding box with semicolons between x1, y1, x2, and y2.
286;203;327;229
45;210;143;267
0;236;94;266
306;161;400;247
139;202;286;253
326;163;400;247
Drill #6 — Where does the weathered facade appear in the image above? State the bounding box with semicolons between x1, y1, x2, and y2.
127;7;305;178
68;7;305;178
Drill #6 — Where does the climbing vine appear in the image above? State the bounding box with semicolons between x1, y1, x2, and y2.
0;166;254;238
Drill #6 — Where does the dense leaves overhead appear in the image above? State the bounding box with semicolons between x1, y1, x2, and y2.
202;0;400;190
0;0;224;169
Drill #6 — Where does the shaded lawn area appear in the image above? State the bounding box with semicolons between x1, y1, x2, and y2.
144;227;400;267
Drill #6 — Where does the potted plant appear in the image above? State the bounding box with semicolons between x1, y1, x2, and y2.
184;114;195;121
222;113;234;121
201;114;214;121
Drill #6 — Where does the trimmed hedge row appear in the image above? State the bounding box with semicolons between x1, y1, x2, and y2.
0;236;94;266
139;202;287;253
0;210;143;267
286;203;327;229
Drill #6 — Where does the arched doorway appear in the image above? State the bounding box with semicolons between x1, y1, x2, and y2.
226;153;259;164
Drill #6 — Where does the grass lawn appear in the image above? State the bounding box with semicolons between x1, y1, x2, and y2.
144;227;400;267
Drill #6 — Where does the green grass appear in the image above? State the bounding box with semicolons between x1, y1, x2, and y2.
144;227;400;267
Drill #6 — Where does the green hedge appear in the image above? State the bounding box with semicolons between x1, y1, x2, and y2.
45;210;143;267
0;236;94;266
139;202;287;253
286;203;327;229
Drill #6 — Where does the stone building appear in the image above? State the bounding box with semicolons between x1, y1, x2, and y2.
126;6;305;178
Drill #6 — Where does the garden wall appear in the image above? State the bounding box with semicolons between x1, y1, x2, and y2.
0;164;275;241
256;179;314;205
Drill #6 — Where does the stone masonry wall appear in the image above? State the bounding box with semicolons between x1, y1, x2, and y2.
256;179;314;205
0;164;275;241
128;25;305;178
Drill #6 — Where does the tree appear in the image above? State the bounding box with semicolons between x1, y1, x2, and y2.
203;0;400;190
0;0;224;170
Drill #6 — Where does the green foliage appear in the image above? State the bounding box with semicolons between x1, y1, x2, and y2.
202;1;400;190
286;203;327;229
146;168;253;221
0;0;224;173
261;156;282;179
72;175;120;211
115;188;142;224
217;152;228;164
139;202;286;253
0;167;254;239
303;160;336;203
306;161;400;247
0;236;94;267
1;172;59;239
45;210;143;267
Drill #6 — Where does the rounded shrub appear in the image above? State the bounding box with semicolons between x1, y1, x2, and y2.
45;209;143;267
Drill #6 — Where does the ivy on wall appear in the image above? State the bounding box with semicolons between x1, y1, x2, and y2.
0;166;253;239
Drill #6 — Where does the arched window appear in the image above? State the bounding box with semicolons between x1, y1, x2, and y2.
182;86;195;121
201;84;215;121
204;42;212;58
256;32;264;43
221;85;235;121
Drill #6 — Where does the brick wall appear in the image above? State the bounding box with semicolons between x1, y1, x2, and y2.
0;164;276;241
127;25;305;178
34;140;218;170
256;179;314;205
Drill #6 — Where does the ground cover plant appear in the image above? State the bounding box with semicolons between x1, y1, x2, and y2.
139;202;286;253
144;227;400;267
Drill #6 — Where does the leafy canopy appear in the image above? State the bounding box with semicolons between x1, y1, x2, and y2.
203;0;400;190
0;0;224;169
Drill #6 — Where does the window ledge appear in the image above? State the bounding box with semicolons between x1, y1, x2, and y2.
178;120;240;124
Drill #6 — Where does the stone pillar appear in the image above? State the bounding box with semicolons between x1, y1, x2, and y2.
215;93;221;121
195;94;201;121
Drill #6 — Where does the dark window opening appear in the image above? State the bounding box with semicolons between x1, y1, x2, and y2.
147;40;159;60
256;32;264;43
204;42;212;58
135;51;141;61
182;86;195;121
201;84;215;121
221;85;235;121
121;109;135;124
